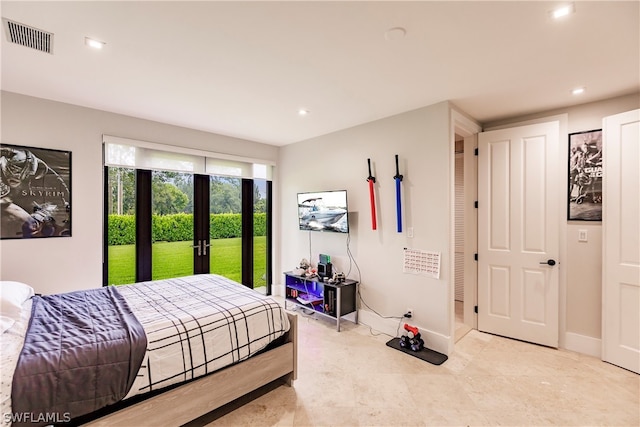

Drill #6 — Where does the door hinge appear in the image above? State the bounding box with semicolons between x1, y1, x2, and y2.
474;201;478;209
474;148;479;156
474;305;478;314
474;253;478;261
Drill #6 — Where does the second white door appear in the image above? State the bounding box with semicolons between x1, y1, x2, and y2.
478;121;560;348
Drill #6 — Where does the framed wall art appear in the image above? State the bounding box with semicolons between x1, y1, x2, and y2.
0;144;72;239
567;129;602;221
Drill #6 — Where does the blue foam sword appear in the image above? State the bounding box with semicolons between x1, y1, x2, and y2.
394;154;403;233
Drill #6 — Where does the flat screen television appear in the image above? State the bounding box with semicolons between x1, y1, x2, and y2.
297;190;349;233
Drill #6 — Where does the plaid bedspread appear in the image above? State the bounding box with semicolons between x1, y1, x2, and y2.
117;274;290;398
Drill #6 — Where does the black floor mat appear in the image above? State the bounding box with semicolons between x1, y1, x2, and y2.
385;337;448;365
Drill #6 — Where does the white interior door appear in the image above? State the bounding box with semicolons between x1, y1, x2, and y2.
602;109;640;374
478;121;560;348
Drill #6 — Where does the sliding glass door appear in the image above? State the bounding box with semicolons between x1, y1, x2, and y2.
253;179;269;294
105;167;136;285
151;171;195;280
104;137;272;291
104;167;270;292
208;176;242;283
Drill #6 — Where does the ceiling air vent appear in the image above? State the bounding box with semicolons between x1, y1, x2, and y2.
3;18;53;54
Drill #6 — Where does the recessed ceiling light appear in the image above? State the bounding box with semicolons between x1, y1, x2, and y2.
572;87;585;95
298;109;310;116
551;3;575;19
384;27;407;41
85;37;105;49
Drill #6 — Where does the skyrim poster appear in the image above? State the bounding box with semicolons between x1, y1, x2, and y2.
568;130;602;221
0;144;72;239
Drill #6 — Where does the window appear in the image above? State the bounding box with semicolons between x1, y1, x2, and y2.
103;136;273;293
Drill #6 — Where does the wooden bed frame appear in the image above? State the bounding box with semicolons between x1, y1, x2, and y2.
85;311;298;426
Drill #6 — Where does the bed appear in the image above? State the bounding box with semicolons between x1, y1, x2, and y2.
0;275;297;426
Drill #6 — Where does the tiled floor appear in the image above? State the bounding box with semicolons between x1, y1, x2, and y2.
197;305;639;427
454;300;471;343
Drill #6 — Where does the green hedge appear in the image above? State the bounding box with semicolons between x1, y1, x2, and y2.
153;213;194;242
108;215;135;246
108;213;266;245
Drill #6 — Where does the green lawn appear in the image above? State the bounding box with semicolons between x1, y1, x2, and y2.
108;237;267;289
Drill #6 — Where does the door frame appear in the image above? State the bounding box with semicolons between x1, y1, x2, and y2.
193;174;211;274
450;111;569;351
449;109;481;353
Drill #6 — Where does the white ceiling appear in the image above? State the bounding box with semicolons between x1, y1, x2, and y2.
1;1;638;146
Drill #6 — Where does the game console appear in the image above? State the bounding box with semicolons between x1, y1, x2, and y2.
317;261;332;278
317;253;332;278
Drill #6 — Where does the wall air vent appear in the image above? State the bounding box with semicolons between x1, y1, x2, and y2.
3;18;53;54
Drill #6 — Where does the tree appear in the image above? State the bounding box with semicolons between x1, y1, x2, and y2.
172;174;194;213
108;170;261;215
254;183;266;213
151;171;191;215
107;167;136;215
209;177;241;213
152;181;189;215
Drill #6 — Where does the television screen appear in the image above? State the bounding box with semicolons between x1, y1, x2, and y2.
297;190;349;233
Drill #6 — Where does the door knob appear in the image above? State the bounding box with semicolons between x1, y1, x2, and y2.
191;240;202;256
539;259;556;266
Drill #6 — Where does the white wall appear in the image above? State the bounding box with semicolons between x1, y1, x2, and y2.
4;88;636;358
0;91;278;295
278;101;453;354
278;93;639;357
485;92;640;356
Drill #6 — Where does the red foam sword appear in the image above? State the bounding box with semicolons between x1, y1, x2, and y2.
367;158;377;230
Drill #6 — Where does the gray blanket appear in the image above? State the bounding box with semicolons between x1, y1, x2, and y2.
11;286;146;426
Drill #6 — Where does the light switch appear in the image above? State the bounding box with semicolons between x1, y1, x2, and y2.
578;229;588;242
407;227;414;238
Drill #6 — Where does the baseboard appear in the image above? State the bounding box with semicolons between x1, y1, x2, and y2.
358;309;450;356
564;332;601;358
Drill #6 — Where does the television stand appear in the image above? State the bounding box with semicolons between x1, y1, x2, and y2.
284;271;358;332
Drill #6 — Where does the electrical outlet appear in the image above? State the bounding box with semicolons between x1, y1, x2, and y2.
404;308;413;318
